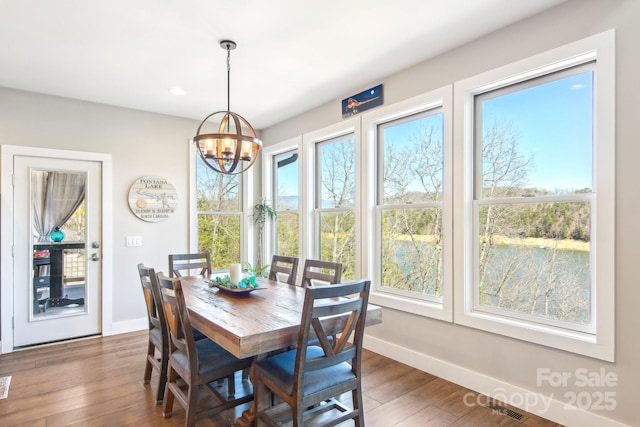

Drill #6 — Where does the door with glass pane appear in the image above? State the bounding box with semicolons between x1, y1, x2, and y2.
13;155;102;347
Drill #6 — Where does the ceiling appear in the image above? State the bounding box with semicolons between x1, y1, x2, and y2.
0;0;566;130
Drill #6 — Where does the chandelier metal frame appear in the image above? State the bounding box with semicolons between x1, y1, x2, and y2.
193;40;262;175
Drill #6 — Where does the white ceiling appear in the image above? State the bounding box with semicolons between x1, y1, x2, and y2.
0;0;566;130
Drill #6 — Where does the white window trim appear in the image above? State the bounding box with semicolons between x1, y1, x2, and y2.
189;140;254;266
362;86;454;322
453;30;615;361
303;118;360;271
261;136;302;267
189;140;198;249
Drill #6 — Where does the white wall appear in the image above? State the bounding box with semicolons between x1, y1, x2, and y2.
261;1;639;425
0;88;198;328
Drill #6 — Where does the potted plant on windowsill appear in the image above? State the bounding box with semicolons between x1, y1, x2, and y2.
251;198;277;276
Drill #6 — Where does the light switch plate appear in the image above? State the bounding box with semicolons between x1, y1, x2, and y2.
125;235;142;247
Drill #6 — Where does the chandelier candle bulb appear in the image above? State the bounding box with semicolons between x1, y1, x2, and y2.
230;263;242;285
204;139;214;153
241;141;251;160
222;139;234;156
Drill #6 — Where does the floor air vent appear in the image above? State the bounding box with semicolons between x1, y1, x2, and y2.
484;403;525;421
0;376;11;399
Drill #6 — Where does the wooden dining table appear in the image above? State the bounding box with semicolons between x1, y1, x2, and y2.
179;275;383;426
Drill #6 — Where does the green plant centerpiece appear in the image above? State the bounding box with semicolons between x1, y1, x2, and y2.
252;198;277;272
244;261;270;278
209;275;259;289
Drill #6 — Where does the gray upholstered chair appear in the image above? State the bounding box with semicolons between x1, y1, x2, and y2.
137;263;169;404
253;279;371;427
157;273;253;427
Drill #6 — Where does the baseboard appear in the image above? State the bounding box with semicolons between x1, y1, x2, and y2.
106;317;148;336
363;335;628;427
0;319;147;354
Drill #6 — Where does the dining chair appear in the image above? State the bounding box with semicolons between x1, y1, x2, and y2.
300;259;342;287
168;253;212;277
268;255;299;286
156;271;238;391
156;273;254;427
253;279;371;427
137;263;169;404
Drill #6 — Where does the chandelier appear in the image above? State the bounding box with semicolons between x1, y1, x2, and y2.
193;40;262;175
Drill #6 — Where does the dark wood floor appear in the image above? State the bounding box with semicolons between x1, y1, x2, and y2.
0;331;562;426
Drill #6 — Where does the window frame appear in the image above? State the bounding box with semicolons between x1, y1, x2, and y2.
261;136;303;266
314;133;357;277
362;87;453;322
189;141;255;269
453;30;615;361
303;119;361;273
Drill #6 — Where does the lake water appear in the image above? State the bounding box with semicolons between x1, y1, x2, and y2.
482;244;590;324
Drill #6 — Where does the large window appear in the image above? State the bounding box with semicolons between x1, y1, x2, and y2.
316;134;356;279
195;155;241;270
473;65;594;330
363;89;453;320
273;150;299;258
455;31;615;361
256;32;613;361
377;110;444;300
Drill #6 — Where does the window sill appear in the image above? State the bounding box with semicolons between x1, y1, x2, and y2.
370;290;452;322
456;308;614;362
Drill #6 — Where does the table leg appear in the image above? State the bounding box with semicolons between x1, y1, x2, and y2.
232;356;270;427
232;407;255;427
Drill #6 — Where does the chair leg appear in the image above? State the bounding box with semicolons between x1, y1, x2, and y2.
185;381;198;427
352;387;364;427
143;342;154;384
254;372;272;426
163;367;178;418
293;402;303;427
156;352;169;404
227;373;236;399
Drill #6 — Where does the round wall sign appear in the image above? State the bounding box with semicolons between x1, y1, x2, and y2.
128;175;178;222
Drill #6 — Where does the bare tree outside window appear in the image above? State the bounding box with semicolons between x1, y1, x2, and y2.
196;156;241;270
378;111;444;299
274;151;300;258
317;136;356;279
474;66;593;326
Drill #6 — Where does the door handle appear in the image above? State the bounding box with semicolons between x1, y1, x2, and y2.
91;253;100;261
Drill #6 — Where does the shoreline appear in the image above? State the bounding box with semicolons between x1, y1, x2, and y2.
394;234;590;252
492;235;589;252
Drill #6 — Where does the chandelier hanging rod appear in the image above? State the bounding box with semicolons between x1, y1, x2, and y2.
221;39;235;112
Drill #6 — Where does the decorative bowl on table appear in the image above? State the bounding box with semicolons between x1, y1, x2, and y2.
207;275;265;296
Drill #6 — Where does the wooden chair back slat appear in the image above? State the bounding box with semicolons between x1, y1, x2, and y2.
300;259;342;288
168;253;212;277
157;274;190;355
269;255;300;285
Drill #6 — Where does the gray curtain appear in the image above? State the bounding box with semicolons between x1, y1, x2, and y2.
32;171;86;242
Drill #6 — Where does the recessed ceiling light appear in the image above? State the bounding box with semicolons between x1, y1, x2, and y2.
168;87;187;96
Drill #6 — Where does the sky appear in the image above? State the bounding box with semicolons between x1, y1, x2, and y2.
481;70;593;192
272;68;594;200
274;151;299;207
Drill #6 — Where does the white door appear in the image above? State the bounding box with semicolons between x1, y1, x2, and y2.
13;155;102;347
